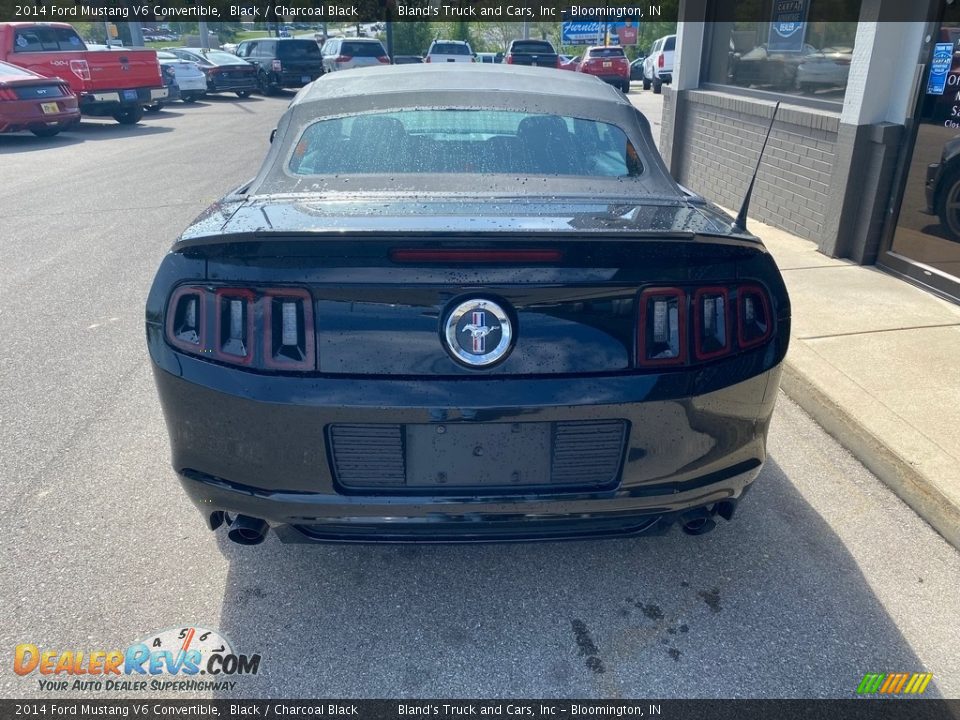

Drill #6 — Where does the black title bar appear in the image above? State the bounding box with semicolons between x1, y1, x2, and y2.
1;700;959;720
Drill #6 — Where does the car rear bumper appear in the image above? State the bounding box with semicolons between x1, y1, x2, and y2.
151;356;782;543
175;76;208;93
207;76;257;93
0;99;80;133
81;87;167;107
275;71;323;88
655;72;672;84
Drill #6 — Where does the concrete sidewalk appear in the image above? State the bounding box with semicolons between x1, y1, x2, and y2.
747;216;960;549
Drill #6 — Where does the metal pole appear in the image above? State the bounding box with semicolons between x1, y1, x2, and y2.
199;20;209;49
386;21;394;60
129;21;144;47
522;21;529;40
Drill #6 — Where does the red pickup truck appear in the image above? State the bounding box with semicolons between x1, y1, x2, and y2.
0;22;166;125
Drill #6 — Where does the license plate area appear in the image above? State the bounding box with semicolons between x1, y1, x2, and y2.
40;102;59;114
406;422;550;487
122;89;138;102
329;420;627;494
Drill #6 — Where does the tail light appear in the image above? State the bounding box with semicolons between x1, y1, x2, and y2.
424;56;431;63
165;285;315;371
69;59;90;81
636;283;774;368
555;57;561;68
271;59;282;72
737;285;772;348
506;55;513;64
658;54;664;68
335;55;352;63
637;288;686;366
377;55;390;64
60;84;74;97
0;87;16;101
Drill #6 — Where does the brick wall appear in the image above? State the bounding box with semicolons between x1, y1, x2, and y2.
671;90;841;244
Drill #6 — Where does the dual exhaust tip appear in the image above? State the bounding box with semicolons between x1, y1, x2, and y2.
679;499;738;536
211;512;269;546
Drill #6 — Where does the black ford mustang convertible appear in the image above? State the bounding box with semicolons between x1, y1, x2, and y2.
146;65;790;545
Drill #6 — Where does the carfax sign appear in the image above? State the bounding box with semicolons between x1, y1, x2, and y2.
768;0;809;53
927;42;954;96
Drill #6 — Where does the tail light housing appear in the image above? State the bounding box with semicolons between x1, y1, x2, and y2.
165;285;316;371
506;55;514;64
658;54;664;68
69;59;90;81
0;87;16;101
377;55;390;64
636;283;775;368
424;56;431;63
335;55;352;63
271;59;282;72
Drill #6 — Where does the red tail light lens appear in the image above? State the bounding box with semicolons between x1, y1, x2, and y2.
165;285;316;371
0;87;16;101
377;55;390;64
506;55;514;64
658;54;664;68
636;283;774;368
271;59;282;72
70;59;90;81
424;56;431;63
336;55;352;63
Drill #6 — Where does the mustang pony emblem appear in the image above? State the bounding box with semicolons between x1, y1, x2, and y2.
444;301;513;367
461;312;498;353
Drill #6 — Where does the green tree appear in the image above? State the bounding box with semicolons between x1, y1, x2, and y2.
391;21;434;56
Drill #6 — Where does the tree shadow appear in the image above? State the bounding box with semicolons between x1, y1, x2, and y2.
209;456;935;699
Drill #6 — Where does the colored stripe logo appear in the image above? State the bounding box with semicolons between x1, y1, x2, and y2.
857;673;933;694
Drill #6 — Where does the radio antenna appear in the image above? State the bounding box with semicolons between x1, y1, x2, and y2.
732;101;780;233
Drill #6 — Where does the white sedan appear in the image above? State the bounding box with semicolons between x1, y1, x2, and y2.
156;51;208;102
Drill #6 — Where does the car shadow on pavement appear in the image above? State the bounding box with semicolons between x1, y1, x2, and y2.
0;122;173;153
209;456;934;699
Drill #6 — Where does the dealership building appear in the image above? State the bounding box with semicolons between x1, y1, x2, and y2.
660;0;960;302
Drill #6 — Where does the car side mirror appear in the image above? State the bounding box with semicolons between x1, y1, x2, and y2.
269;128;277;144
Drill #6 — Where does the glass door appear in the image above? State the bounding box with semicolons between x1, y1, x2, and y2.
880;5;960;303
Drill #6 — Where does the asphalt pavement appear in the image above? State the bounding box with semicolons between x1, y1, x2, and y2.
0;89;958;700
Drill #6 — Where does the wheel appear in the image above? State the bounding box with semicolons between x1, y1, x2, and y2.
257;72;275;96
144;103;163;113
936;168;960;241
236;90;252;98
30;126;60;138
112;106;143;125
642;76;651;90
621;80;630;94
652;79;662;94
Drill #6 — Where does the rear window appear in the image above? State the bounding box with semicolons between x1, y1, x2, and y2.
588;48;626;58
289;109;643;178
510;41;555;54
431;43;471;56
278;41;321;60
341;41;386;57
205;51;248;65
664;37;676;51
14;27;85;52
0;61;35;77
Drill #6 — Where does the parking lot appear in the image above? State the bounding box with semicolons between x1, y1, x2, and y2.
1;88;959;700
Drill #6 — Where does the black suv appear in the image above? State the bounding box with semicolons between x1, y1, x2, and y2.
235;38;323;95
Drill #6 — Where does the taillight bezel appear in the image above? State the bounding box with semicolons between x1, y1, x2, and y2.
737;284;773;349
213;288;256;366
262;287;316;371
636;287;688;367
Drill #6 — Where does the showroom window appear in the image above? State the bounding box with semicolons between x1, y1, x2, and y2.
702;0;860;105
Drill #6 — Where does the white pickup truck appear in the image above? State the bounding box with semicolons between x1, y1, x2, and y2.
642;34;675;93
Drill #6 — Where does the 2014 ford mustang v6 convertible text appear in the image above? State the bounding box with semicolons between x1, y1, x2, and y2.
145;64;790;545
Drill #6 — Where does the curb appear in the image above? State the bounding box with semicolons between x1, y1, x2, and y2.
780;358;960;551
